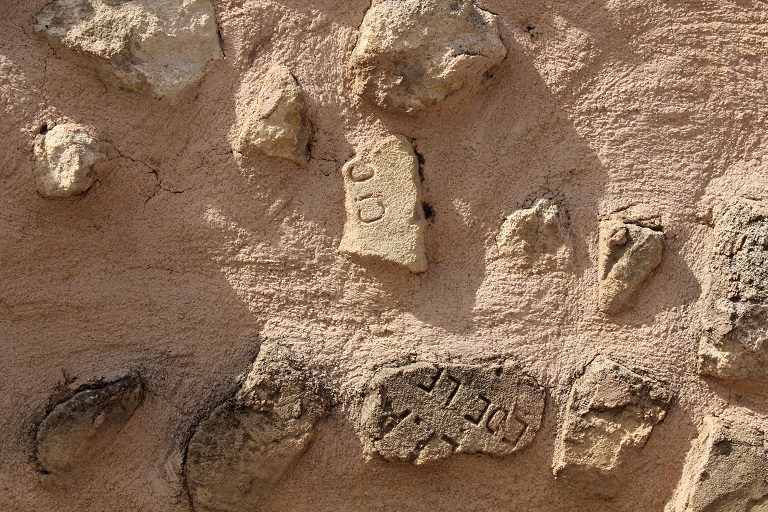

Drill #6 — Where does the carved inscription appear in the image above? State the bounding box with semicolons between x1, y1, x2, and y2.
359;362;545;464
339;135;427;273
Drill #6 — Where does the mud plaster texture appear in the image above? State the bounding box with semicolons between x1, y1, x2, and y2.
2;1;768;511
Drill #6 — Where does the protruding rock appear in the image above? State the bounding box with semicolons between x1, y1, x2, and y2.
339;135;427;273
185;344;327;512
496;198;573;273
350;0;507;114
553;356;671;489
34;123;106;199
359;361;545;464
35;0;222;100
598;215;664;313
36;371;143;474
235;65;311;166
699;199;768;381
665;417;768;512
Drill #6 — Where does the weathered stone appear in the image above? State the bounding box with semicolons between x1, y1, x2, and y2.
350;0;507;114
34;123;106;199
496;198;573;273
36;371;143;474
35;0;222;100
359;361;545;464
597;215;664;314
699;199;768;381
665;417;768;512
236;65;311;166
185;344;327;512
553;356;671;486
339;135;427;273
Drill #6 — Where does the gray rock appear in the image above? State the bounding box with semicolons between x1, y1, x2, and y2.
699;199;768;381
185;344;327;512
36;372;143;473
665;417;768;512
350;0;507;114
553;356;671;488
598;215;664;314
359;361;545;464
35;0;222;100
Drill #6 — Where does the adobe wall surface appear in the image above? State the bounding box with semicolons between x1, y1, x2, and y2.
2;0;768;511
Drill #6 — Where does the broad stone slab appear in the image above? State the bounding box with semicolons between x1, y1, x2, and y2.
185;344;327;512
496;198;573;273
665;417;768;512
359;362;545;464
699;199;768;380
35;0;222;100
350;0;507;114
36;372;143;474
553;356;671;486
598;215;664;314
236;65;311;166
339;135;427;273
35;123;106;199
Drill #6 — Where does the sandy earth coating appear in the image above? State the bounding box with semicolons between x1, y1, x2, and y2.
3;0;768;511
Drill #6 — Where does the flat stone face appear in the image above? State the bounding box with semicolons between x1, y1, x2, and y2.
665;417;768;512
34;124;105;199
236;65;311;166
597;216;664;314
496;198;573;273
698;199;768;381
553;356;671;484
185;344;326;512
350;0;507;114
36;372;143;474
359;362;545;464
35;0;222;100
339;135;427;273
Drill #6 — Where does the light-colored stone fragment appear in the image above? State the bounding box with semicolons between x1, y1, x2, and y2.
36;372;143;474
496;198;573;273
665;417;768;512
359;361;545;464
339;135;427;273
699;199;768;381
350;0;507;114
236;65;311;166
35;0;222;100
598;215;664;314
553;356;671;486
185;344;327;512
34;123;106;199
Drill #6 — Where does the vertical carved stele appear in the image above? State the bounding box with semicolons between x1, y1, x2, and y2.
339;135;427;273
358;362;545;464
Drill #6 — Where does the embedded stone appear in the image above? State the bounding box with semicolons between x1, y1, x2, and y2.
553;356;671;486
236;65;311;166
698;199;768;381
36;372;143;474
350;0;507;114
597;215;664;313
496;198;573;272
359;362;545;464
185;344;327;512
35;0;222;100
339;135;427;273
34;123;106;199
665;417;768;512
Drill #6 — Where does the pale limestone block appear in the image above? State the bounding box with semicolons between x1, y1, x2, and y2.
339;135;427;273
359;362;545;464
350;0;507;114
34;123;105;199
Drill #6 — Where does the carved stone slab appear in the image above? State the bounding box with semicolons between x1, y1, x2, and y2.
339;135;427;273
359;362;545;464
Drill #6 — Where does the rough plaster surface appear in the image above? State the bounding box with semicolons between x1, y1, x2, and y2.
3;0;768;511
